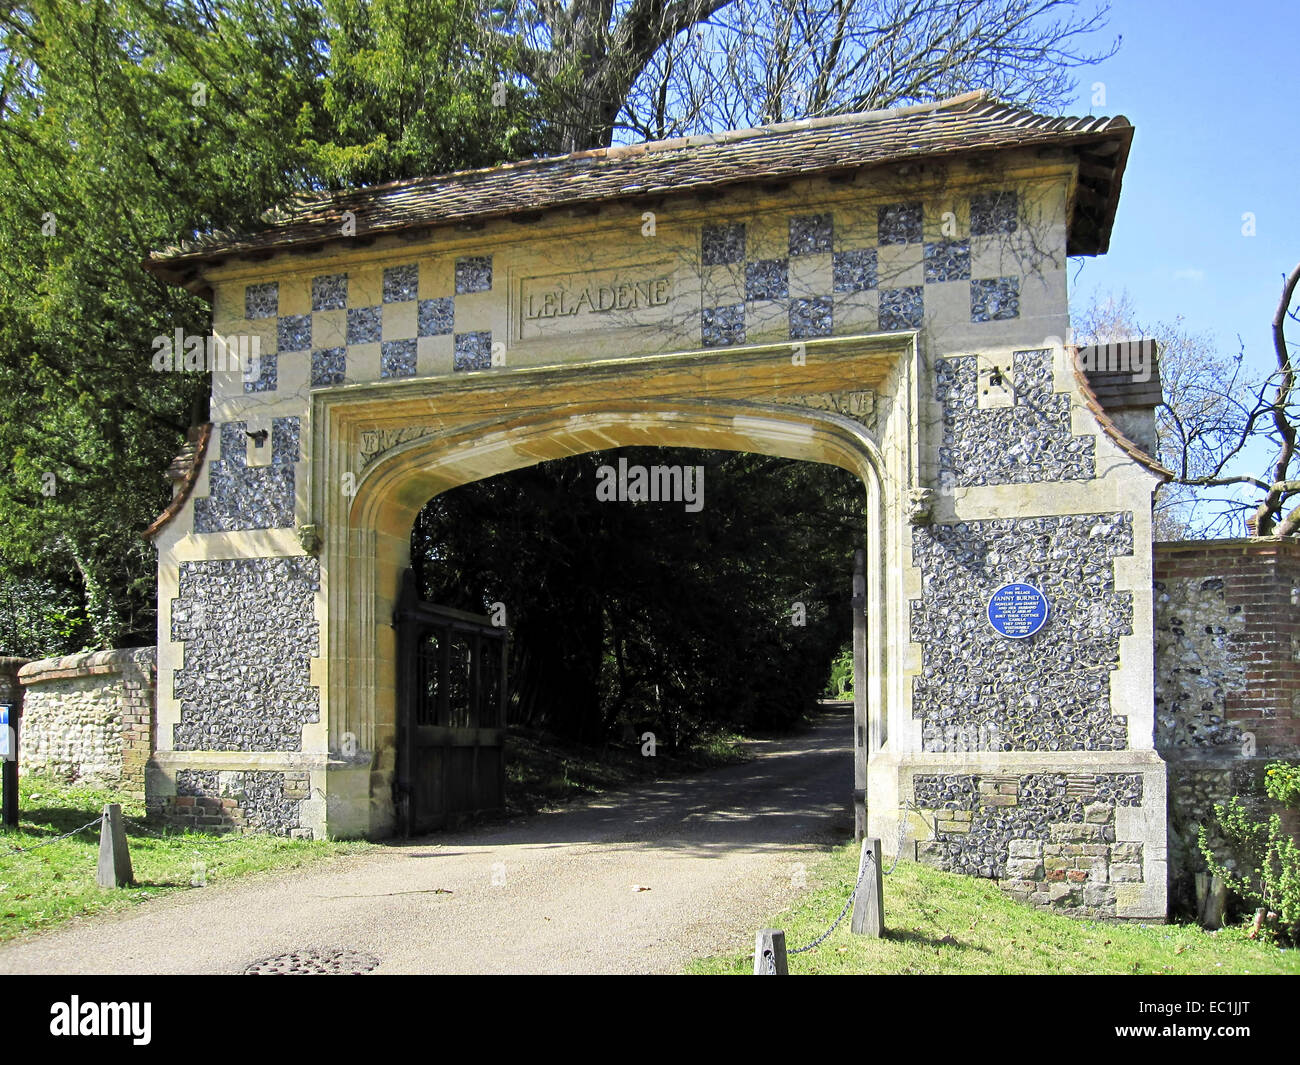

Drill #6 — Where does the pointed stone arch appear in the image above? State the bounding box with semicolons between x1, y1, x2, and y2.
312;334;915;836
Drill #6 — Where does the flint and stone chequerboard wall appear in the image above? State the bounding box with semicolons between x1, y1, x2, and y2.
134;96;1184;918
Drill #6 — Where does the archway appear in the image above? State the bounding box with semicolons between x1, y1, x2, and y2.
312;334;912;838
347;402;886;837
397;439;869;833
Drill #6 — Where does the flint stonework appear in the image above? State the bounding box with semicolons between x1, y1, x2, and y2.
171;557;320;752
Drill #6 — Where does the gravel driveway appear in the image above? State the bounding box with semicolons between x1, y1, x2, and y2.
0;707;852;974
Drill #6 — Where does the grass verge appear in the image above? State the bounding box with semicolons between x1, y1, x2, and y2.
0;774;374;943
687;839;1300;975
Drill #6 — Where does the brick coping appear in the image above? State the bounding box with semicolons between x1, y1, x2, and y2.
1155;537;1300;557
19;647;156;685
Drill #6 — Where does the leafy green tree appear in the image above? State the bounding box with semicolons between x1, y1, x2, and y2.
0;0;524;654
0;572;89;659
306;0;538;187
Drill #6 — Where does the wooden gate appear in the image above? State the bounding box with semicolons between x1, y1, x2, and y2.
394;570;508;836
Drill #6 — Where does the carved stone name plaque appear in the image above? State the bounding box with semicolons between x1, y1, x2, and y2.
517;264;677;342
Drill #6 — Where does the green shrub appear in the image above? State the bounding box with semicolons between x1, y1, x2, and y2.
1199;795;1300;943
826;644;854;698
1264;761;1300;808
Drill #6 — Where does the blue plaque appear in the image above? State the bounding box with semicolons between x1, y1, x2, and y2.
987;583;1049;639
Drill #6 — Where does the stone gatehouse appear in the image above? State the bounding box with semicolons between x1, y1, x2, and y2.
131;90;1183;917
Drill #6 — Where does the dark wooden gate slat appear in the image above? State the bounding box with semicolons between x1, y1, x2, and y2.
394;569;508;835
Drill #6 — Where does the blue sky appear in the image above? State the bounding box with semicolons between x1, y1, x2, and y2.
1066;0;1297;371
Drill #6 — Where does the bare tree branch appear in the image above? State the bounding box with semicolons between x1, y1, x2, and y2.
483;0;1118;150
1257;262;1300;535
1078;267;1300;539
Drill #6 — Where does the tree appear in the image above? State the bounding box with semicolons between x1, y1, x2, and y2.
490;0;1118;151
1196;264;1300;539
0;572;89;659
1073;292;1251;539
1074;266;1300;540
0;0;523;654
303;0;540;188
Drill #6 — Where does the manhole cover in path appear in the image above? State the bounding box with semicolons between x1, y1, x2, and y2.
244;948;380;975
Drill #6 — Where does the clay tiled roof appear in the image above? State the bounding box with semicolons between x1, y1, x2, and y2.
147;90;1132;285
1071;359;1172;480
142;422;211;540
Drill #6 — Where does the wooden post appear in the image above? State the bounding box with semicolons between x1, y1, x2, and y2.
851;836;884;937
852;548;867;842
753;929;788;975
394;571;416;838
1196;872;1228;930
96;803;133;888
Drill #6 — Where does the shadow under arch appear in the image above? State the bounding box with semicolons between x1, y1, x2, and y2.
323;395;891;838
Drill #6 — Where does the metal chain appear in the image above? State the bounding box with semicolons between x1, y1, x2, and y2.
788;849;874;955
786;802;927;958
123;817;175;840
3;814;104;855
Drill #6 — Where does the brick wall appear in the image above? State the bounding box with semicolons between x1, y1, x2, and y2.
1156;538;1300;752
1154;538;1300;914
0;656;29;712
120;652;156;798
17;648;156;798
